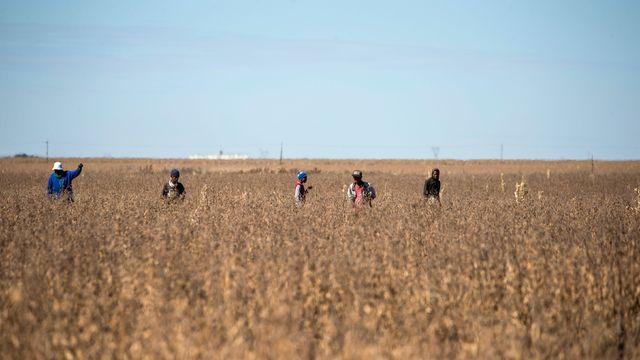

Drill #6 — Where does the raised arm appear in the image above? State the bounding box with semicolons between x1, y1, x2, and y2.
67;163;83;179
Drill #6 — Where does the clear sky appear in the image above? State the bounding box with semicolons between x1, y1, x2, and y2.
1;1;639;159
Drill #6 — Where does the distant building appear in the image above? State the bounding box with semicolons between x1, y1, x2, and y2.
188;154;249;160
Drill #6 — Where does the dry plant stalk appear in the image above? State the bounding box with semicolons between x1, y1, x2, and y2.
189;184;209;225
546;169;551;180
500;173;505;192
1;159;639;359
514;179;528;203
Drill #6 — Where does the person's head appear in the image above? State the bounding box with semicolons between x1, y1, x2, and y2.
170;169;180;183
52;162;65;176
432;168;440;180
297;171;308;183
352;170;363;183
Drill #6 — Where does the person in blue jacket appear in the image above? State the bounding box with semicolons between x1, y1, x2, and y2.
47;161;83;201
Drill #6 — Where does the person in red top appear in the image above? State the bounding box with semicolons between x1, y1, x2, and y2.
294;171;313;206
347;170;376;207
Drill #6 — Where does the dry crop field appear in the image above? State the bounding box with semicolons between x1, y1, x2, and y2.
1;158;639;359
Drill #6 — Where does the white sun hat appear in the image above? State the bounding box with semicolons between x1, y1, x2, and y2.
52;162;63;171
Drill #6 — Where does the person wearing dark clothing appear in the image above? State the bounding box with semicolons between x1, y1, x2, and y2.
423;168;441;205
161;168;185;201
47;161;83;201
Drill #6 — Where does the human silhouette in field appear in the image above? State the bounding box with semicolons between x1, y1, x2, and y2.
423;168;441;205
294;171;313;206
347;170;376;207
161;169;185;202
47;161;83;202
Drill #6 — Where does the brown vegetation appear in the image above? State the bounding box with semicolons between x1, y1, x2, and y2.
1;159;639;358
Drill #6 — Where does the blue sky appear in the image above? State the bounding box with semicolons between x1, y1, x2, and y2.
1;1;639;159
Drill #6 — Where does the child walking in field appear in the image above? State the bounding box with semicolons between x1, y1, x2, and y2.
161;169;185;202
294;171;313;206
347;170;376;207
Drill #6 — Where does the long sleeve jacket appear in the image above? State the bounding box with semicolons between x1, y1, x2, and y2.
47;168;82;197
423;177;440;198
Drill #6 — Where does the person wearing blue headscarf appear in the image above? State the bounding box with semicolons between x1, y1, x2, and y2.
294;171;313;206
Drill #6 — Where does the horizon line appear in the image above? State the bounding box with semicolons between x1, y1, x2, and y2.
4;155;639;162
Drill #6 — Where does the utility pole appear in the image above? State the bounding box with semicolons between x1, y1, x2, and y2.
431;146;440;160
45;140;49;161
279;142;283;164
500;143;503;161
